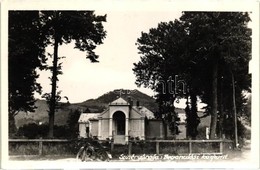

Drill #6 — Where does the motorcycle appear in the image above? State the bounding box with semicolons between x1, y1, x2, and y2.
76;139;112;161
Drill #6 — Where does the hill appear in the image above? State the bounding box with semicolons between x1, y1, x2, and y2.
15;100;89;128
15;89;158;128
77;89;158;113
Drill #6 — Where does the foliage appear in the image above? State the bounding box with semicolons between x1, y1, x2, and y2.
134;20;186;137
17;123;49;139
66;109;82;138
160;103;181;136
243;94;251;125
17;108;88;139
9;11;107;138
37;11;107;137
8;11;47;136
133;12;251;140
17;123;73;139
8;11;46;114
185;102;200;139
180;12;251;139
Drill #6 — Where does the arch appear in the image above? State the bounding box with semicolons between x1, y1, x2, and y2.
113;111;126;135
111;109;128;118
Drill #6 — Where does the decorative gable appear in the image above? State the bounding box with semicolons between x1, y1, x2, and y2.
109;97;129;106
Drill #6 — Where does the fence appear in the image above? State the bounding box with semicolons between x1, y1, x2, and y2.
9;138;233;156
127;139;233;155
9;138;112;156
9;138;72;156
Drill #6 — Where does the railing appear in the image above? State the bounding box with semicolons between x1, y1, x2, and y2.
9;138;112;156
9;138;71;156
127;139;233;155
9;138;233;156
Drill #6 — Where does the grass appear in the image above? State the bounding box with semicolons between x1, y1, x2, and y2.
9;141;79;156
9;155;75;161
9;138;242;162
9;142;39;155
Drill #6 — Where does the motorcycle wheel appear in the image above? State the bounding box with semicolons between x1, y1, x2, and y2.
76;147;85;161
97;151;109;161
77;147;92;162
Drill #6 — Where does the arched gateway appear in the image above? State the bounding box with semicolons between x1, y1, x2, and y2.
113;111;126;135
112;111;126;144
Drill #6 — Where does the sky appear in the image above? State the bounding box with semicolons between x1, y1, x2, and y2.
35;10;184;104
33;9;253;110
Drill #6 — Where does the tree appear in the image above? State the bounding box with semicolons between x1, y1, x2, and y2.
8;11;47;136
133;20;186;138
39;11;106;137
134;19;204;139
134;12;251;140
66;109;83;138
244;94;251;125
180;12;251;139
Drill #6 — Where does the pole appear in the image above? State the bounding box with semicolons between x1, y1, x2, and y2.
231;71;238;148
156;142;160;155
39;137;43;155
128;142;132;155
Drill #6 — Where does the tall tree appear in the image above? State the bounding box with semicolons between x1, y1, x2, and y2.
180;12;251;139
134;12;251;140
133;20;186;138
39;11;106;137
8;11;47;136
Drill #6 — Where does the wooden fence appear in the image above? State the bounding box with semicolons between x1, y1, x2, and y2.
128;139;233;155
9;138;233;156
9;138;71;155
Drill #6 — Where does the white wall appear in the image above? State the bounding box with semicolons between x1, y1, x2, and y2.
100;119;109;140
79;123;87;138
91;121;98;137
129;119;142;138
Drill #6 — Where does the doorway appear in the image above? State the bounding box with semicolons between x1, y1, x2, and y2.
113;111;125;135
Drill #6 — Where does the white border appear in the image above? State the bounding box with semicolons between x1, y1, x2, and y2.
1;0;259;169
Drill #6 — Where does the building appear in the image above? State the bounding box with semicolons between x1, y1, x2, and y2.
78;97;210;144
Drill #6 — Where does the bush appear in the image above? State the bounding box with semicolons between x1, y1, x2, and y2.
196;126;208;139
17;123;49;139
17;123;74;139
66;109;81;138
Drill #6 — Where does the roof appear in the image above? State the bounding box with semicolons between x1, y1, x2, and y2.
110;97;129;105
78;113;99;123
132;106;155;119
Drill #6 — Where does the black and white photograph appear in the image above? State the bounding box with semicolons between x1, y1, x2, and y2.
1;0;259;169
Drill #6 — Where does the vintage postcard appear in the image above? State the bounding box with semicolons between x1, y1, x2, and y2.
1;0;259;169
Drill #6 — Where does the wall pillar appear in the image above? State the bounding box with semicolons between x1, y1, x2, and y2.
160;122;163;138
141;117;145;140
125;118;129;144
109;118;113;139
98;117;102;139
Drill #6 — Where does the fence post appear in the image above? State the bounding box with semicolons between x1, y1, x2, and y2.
111;140;114;153
189;141;192;154
220;140;223;154
128;141;132;155
156;142;159;155
39;137;43;155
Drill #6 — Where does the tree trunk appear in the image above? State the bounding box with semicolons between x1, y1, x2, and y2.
218;77;224;138
231;70;238;147
210;60;218;139
48;36;59;138
190;91;199;139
